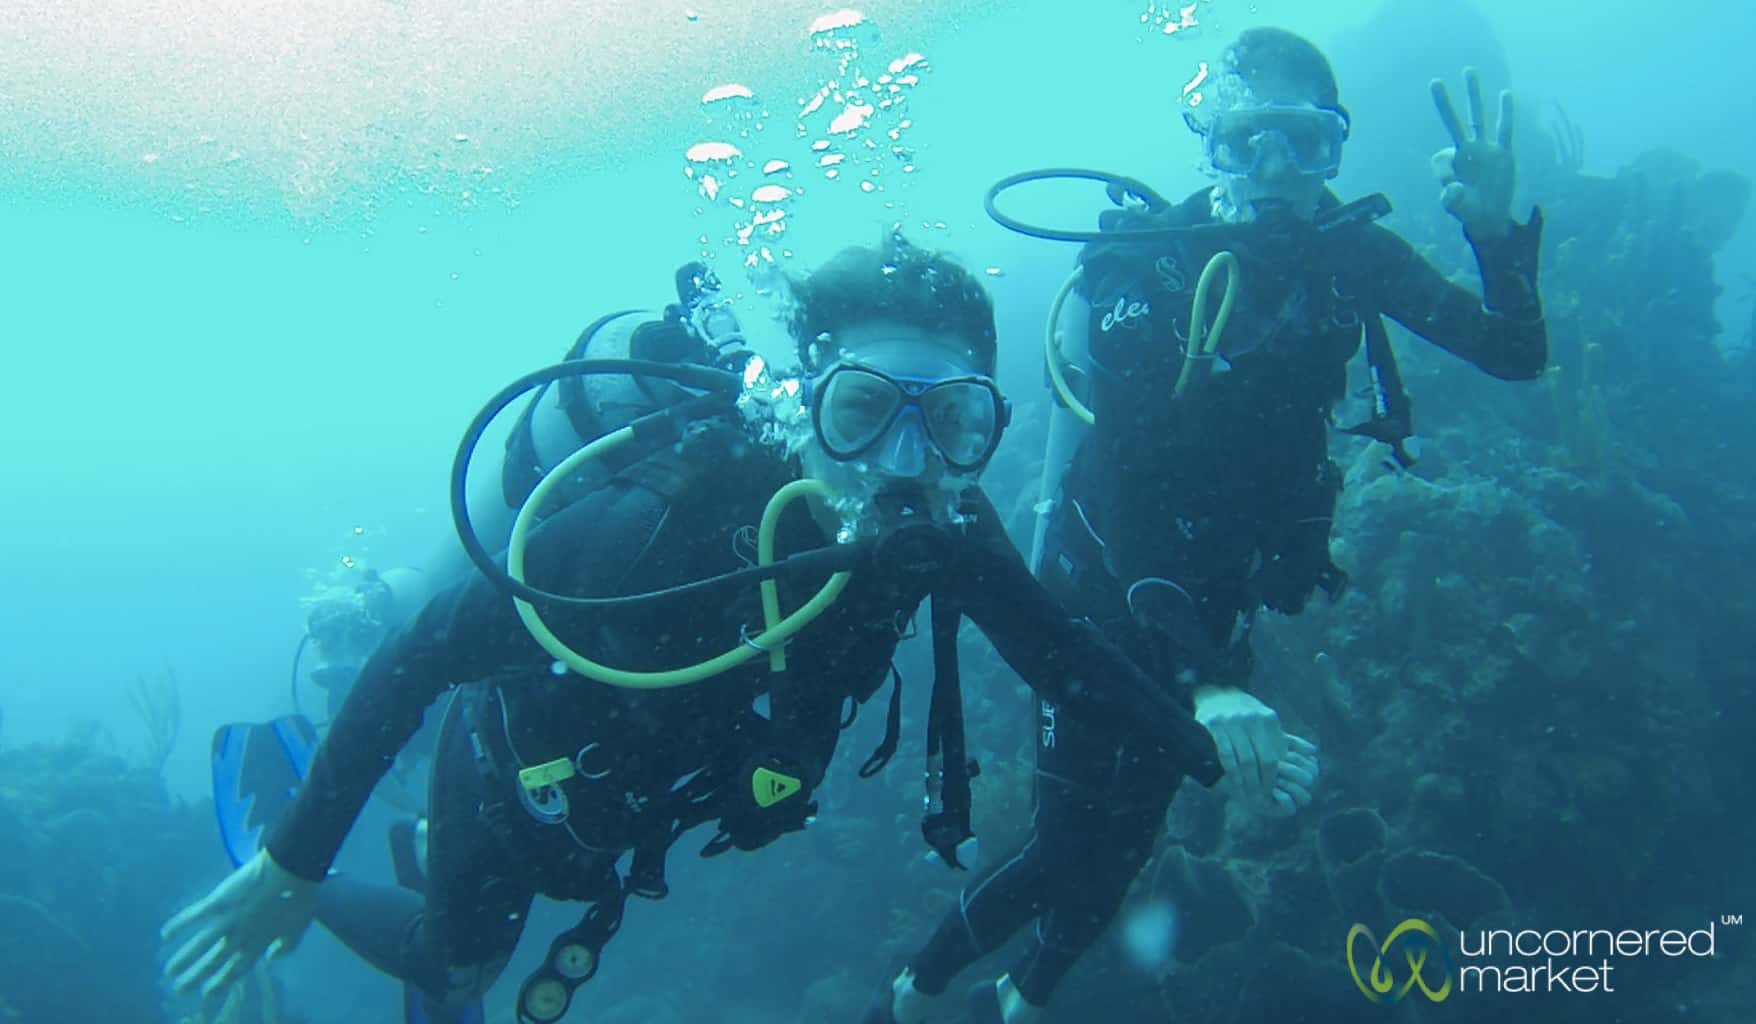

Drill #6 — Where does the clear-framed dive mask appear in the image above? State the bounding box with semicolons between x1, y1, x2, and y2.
1186;102;1349;179
806;361;1011;477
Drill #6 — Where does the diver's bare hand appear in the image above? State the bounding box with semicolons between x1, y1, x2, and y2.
1430;67;1516;241
1194;687;1287;804
161;849;318;999
1271;734;1320;817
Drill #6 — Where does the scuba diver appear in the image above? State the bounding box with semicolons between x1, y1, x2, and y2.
297;565;430;715
207;261;775;891
868;27;1549;1024
162;233;1229;1024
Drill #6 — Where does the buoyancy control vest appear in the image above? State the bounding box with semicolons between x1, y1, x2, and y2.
1019;186;1410;683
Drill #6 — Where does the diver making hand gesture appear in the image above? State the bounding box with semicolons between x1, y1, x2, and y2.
1431;66;1518;242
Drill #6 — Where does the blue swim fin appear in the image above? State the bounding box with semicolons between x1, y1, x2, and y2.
209;715;319;868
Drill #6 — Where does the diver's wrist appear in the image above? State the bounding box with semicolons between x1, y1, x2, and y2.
1192;684;1241;714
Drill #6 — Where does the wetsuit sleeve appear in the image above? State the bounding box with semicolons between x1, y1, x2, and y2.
950;492;1223;786
265;570;530;881
1366;213;1548;380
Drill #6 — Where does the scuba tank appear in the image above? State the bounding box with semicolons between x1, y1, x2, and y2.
503;261;750;517
415;262;750;594
284;263;751;725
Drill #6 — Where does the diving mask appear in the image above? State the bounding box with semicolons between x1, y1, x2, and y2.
807;361;1011;476
1188;102;1349;178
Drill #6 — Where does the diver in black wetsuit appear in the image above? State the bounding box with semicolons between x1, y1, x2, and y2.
159;234;1224;1024
872;28;1549;1024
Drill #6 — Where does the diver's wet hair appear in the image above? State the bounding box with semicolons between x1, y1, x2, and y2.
787;230;997;373
1219;27;1342;112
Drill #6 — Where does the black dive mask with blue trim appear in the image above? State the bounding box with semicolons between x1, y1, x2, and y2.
1186;102;1350;178
804;361;1012;477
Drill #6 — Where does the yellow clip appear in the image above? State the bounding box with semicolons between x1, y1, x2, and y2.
518;758;576;792
751;766;802;808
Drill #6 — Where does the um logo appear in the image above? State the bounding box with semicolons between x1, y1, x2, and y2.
1347;919;1454;1004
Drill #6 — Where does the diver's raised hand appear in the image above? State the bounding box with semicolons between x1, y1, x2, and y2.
1430;67;1516;241
1194;687;1289;806
162;849;319;999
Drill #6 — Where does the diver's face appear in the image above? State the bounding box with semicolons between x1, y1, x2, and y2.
801;321;1006;525
1203;83;1345;222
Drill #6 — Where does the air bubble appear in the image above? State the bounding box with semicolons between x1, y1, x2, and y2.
685;141;743;164
829;102;875;134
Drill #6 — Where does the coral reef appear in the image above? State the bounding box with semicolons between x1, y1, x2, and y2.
0;739;214;1023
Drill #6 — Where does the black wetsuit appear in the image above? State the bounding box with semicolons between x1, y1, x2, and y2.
263;423;1221;1012
904;190;1547;1005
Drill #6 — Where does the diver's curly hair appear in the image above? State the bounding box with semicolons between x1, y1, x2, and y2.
786;230;997;373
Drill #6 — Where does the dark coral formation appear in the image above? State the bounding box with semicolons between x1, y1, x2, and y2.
0;742;214;1022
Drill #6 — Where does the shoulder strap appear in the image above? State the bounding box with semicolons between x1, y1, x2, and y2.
858;664;904;778
1339;312;1418;467
616;445;705;505
921;593;978;870
615;421;742;503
